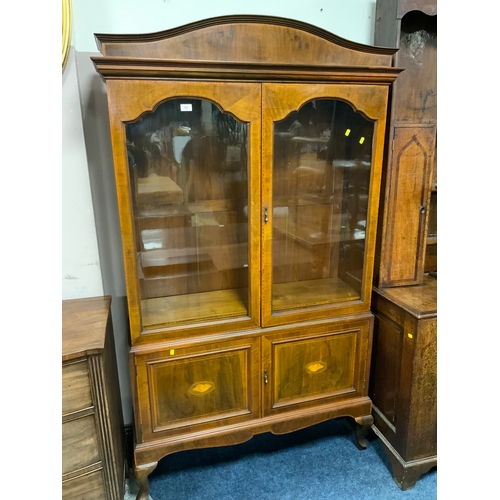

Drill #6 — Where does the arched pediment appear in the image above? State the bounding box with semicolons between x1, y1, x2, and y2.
93;15;402;83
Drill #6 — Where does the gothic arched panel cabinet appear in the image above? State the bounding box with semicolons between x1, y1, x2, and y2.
373;0;437;287
369;0;437;491
92;16;401;498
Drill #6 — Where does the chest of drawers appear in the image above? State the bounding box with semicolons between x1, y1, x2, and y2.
62;296;125;500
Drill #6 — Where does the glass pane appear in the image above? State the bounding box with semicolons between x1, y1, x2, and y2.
125;99;249;330
272;99;374;312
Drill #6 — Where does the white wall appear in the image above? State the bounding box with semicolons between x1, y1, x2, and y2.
72;0;376;52
62;47;104;299
62;0;376;426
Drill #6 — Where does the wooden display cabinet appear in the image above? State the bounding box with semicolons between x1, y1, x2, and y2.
369;275;437;489
373;0;437;287
92;16;401;499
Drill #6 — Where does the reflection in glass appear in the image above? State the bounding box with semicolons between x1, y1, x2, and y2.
125;99;249;330
272;99;374;312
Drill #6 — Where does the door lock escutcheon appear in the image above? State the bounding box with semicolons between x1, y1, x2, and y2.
264;207;269;223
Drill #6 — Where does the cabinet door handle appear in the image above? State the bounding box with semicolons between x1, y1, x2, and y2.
264;207;269;224
264;369;268;384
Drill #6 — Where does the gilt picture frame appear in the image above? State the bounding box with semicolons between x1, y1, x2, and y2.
62;0;72;72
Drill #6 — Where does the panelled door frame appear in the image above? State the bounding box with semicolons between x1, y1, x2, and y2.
261;83;389;327
133;335;261;443
105;80;262;345
261;314;373;417
105;79;389;341
378;123;436;286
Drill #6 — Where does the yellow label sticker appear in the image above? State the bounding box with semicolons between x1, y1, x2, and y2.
345;128;351;137
170;349;175;355
359;137;365;144
407;334;413;339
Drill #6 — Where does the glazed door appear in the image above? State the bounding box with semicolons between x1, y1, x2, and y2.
105;81;262;344
261;84;388;327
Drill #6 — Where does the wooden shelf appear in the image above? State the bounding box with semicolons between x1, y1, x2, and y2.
273;277;360;312
141;288;249;329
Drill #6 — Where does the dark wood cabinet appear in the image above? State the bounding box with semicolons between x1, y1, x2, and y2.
62;296;126;500
92;16;401;499
369;2;437;490
373;0;437;287
369;275;437;489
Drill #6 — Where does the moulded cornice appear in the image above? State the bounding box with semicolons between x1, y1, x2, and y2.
92;57;403;84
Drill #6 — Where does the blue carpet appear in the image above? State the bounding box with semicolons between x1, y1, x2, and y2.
148;418;437;499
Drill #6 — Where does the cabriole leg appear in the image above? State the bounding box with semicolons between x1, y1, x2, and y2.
354;415;374;450
134;462;157;500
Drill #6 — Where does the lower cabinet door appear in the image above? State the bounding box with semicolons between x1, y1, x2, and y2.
262;316;372;416
134;336;260;441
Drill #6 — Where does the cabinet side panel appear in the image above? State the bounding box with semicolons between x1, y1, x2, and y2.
406;317;437;460
100;318;126;499
370;312;403;429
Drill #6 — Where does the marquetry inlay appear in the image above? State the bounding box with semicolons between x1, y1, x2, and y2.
305;361;327;374
188;381;216;396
